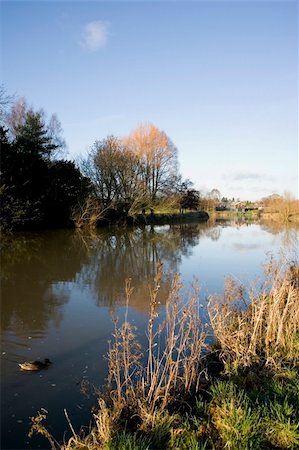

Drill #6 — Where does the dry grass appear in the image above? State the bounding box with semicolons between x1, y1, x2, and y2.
38;263;207;450
106;262;207;421
29;411;58;450
29;259;299;449
208;261;299;370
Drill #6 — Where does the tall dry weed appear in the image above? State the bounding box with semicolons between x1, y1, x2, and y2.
208;260;299;370
106;262;207;422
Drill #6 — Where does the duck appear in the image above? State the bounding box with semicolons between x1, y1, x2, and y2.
18;358;52;371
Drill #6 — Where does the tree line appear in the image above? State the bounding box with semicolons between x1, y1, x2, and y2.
0;90;217;231
1;94;89;230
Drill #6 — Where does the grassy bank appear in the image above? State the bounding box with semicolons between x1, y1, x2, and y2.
213;210;259;221
133;211;209;225
31;261;299;450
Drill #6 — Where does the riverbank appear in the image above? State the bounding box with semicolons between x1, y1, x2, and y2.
132;210;210;226
213;208;299;223
213;210;259;220
260;211;299;223
30;260;299;450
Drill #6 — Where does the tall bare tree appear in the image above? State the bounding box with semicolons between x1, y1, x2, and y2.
84;135;144;213
125;123;178;202
0;85;14;124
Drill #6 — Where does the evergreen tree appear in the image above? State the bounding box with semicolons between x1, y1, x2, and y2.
1;97;85;230
14;110;58;159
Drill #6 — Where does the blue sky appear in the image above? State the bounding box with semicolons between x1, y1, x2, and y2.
1;1;298;201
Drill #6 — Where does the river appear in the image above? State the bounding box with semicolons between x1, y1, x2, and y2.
1;219;298;449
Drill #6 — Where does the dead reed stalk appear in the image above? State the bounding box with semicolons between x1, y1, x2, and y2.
29;260;299;449
208;261;299;370
106;263;207;424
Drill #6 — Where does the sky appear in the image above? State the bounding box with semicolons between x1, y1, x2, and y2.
1;0;298;201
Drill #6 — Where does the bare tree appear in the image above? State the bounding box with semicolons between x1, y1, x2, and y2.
84;125;180;218
125;123;178;203
263;192;299;222
6;97;27;134
206;188;221;210
47;113;66;158
84;135;146;214
85;135;125;206
71;196;108;228
0;85;14;124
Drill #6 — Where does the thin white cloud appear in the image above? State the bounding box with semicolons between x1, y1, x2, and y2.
222;172;275;182
80;21;110;51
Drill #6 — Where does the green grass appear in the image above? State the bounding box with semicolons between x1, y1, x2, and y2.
209;380;261;450
103;368;299;449
108;431;151;450
262;400;299;449
30;362;299;450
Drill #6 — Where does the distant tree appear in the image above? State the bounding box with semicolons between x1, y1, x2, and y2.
206;188;221;210
71;196;108;228
261;193;282;206
180;189;200;212
175;176;194;194
261;192;298;222
210;188;221;202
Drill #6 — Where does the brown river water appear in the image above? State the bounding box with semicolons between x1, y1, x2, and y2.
1;220;298;449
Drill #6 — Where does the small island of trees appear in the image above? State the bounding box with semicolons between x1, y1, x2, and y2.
0;92;211;231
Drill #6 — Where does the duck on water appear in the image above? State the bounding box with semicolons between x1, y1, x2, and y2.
18;358;52;371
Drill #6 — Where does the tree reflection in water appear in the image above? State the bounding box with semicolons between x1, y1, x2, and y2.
73;223;220;310
260;220;299;260
1;221;297;450
1;230;88;336
4;220;297;334
1;223;222;334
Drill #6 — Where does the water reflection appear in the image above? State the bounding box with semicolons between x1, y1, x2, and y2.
2;220;297;336
260;220;299;257
1;231;88;337
75;223;217;310
1;220;298;450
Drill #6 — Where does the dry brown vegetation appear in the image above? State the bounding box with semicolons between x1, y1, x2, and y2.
71;197;110;228
105;263;207;424
261;193;299;223
30;259;299;450
208;261;299;371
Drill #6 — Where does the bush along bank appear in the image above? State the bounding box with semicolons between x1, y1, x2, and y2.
30;261;299;450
